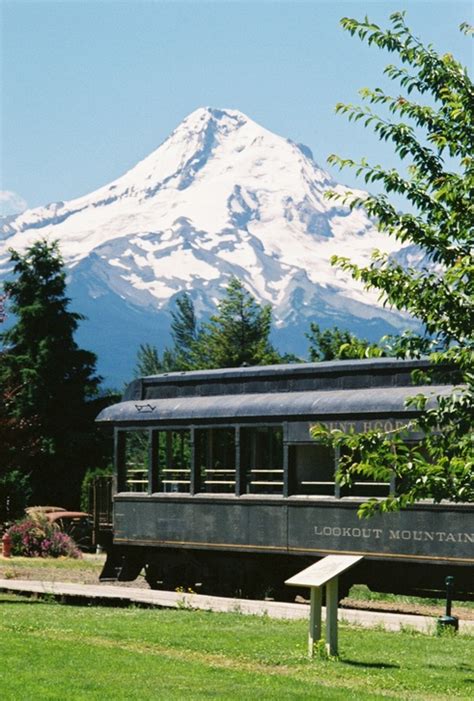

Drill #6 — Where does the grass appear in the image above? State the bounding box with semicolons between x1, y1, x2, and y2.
0;554;104;573
0;593;473;700
346;584;474;611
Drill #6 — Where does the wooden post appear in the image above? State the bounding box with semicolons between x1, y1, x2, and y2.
325;577;339;656
308;586;322;657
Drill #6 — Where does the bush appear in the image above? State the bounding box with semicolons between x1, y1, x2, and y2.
6;514;82;558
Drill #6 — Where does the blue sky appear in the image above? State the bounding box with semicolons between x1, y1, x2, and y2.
1;0;472;214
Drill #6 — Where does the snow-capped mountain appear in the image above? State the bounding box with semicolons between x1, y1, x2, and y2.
0;107;415;386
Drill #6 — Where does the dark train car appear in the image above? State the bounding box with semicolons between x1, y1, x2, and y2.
96;359;473;600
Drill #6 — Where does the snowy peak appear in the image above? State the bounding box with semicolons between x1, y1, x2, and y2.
113;105;332;202
0;107;415;384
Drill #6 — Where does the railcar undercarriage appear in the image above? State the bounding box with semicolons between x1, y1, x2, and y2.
100;544;474;601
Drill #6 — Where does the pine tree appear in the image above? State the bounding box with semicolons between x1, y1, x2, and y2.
170;292;199;370
196;277;281;368
0;380;40;520
0;239;104;506
134;343;164;377
133;286;287;377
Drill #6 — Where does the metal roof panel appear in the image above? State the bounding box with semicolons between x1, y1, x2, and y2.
96;385;453;424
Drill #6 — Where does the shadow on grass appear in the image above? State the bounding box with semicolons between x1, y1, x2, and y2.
341;659;400;670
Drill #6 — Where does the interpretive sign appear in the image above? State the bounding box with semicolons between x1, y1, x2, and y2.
285;555;363;588
286;555;363;657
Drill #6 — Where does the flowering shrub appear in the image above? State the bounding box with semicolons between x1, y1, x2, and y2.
6;515;82;558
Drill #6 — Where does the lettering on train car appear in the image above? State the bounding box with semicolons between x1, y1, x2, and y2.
314;526;474;543
314;419;410;433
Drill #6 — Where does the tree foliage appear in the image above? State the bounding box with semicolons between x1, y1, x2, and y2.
196;278;281;368
134;343;165;377
0;382;40;521
170;293;199;370
0;239;111;507
134;279;286;376
307;323;388;361
312;12;474;515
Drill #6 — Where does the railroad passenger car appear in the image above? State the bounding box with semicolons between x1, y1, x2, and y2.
96;359;473;600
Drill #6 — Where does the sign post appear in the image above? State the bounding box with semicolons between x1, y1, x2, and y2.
285;555;363;657
308;586;322;656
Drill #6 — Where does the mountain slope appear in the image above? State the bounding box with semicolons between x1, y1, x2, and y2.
0;107;415;385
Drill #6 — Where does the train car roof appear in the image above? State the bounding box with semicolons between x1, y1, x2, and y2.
121;358;443;402
140;357;432;383
96;384;454;425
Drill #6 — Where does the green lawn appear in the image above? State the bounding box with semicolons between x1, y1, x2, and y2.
347;584;474;612
0;554;104;574
0;594;472;700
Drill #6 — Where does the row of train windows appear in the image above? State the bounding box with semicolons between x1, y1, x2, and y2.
118;427;391;498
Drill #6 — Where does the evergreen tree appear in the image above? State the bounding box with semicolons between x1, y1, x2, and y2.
196;277;281;368
0;239;106;507
312;13;473;514
307;323;386;361
134;343;164;377
133;285;288;377
0;376;39;520
170;292;199;370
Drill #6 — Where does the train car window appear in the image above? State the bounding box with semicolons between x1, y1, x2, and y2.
122;430;149;492
289;443;335;496
241;426;284;495
157;430;191;493
195;428;236;493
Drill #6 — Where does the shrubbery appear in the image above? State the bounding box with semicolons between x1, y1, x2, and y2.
7;514;82;558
